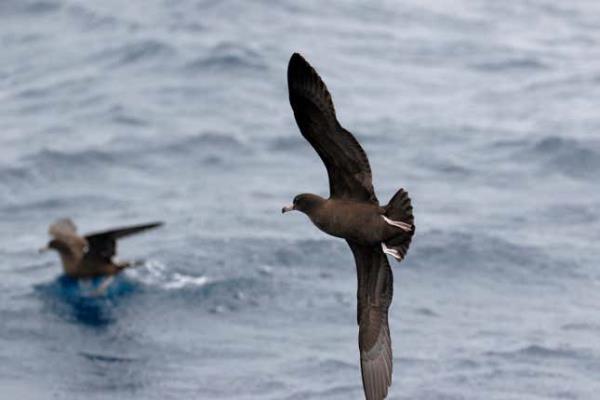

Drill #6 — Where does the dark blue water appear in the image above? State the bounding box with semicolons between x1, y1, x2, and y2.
1;1;599;399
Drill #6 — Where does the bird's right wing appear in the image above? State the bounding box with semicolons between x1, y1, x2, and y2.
288;53;378;204
348;241;393;400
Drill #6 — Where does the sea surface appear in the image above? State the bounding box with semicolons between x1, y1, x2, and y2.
1;1;599;399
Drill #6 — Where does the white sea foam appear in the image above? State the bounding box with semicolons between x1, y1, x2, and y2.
126;261;209;290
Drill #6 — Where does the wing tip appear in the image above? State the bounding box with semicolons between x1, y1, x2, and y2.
360;364;391;400
126;221;164;231
287;52;314;86
287;51;336;119
290;51;304;62
131;221;164;233
359;326;394;400
288;52;308;70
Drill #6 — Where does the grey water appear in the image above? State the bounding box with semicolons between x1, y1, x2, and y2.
1;0;599;399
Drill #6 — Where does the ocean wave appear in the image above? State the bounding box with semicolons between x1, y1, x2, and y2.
0;165;35;186
491;136;600;180
420;157;472;178
268;135;307;152
161;132;247;153
7;131;248;185
78;351;138;364
531;136;600;179
0;32;44;46
267;131;393;153
284;384;357;400
486;344;587;361
185;42;267;72
8;147;118;184
413;307;439;317
65;4;130;31
124;260;266;311
93;39;176;68
561;322;600;332
0;0;60;16
409;229;567;282
26;147;115;168
315;359;357;372
539;203;598;225
470;57;549;73
271;239;350;269
1;195;125;215
157;132;251;166
106;104;149;127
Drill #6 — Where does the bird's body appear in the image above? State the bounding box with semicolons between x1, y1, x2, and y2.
56;241;125;278
42;219;162;278
283;53;415;400
56;242;128;278
302;197;398;244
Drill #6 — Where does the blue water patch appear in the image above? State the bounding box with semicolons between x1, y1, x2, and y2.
34;275;138;326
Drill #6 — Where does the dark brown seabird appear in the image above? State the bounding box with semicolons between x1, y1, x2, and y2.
282;53;415;400
40;218;163;278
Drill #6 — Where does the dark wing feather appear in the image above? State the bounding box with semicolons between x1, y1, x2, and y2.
348;241;393;400
84;222;163;261
288;53;378;204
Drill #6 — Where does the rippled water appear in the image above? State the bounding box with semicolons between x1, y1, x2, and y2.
1;1;599;399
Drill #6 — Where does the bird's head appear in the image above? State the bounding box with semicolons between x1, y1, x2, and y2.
282;193;325;215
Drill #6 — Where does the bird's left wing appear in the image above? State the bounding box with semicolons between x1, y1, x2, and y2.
84;222;163;261
348;241;393;400
288;53;378;204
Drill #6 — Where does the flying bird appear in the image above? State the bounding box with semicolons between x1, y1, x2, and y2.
282;53;415;400
40;218;163;278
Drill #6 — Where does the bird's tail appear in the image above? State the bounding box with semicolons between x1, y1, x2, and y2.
382;188;415;262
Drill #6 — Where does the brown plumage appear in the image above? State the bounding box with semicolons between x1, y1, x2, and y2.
41;218;163;278
282;53;415;400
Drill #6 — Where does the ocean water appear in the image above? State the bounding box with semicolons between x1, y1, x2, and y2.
1;0;599;399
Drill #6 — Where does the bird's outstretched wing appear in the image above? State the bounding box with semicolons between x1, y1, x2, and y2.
348;241;393;400
84;222;163;261
288;53;378;204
